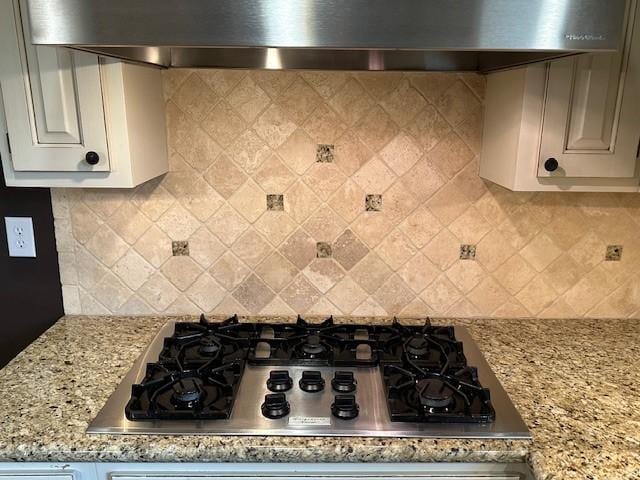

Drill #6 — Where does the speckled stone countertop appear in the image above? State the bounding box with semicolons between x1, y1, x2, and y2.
0;316;638;479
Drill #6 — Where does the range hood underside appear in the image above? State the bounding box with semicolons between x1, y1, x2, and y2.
72;47;579;72
25;0;627;72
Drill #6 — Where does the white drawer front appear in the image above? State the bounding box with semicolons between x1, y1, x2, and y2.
0;475;74;480
111;476;522;480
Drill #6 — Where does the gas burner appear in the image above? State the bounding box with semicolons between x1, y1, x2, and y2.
295;334;330;359
406;335;429;357
172;378;204;408
198;336;222;356
415;378;454;408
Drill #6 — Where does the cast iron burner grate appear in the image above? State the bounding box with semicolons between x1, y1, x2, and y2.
158;315;254;369
375;319;468;370
382;361;495;423
247;316;379;367
125;360;244;420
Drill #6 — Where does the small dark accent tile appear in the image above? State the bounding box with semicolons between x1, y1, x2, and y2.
460;244;476;260
316;144;335;163
605;245;623;261
266;194;284;211
365;194;383;211
316;241;332;258
172;240;189;256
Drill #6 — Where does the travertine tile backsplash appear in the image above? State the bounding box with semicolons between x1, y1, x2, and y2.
52;70;640;318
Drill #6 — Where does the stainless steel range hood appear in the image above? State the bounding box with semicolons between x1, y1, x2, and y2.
25;0;628;72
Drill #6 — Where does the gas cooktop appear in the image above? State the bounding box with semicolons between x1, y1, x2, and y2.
88;316;530;438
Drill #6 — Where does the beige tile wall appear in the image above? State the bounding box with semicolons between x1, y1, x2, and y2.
52;70;640;319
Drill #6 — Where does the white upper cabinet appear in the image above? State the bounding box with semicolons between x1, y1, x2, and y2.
480;0;640;191
539;37;639;178
0;0;168;187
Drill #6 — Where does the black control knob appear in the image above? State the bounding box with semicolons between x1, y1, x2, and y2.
261;393;290;419
299;370;325;392
267;370;293;392
331;394;359;420
332;371;357;393
85;151;100;165
544;157;559;172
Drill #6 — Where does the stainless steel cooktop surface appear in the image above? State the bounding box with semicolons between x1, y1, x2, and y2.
88;319;531;439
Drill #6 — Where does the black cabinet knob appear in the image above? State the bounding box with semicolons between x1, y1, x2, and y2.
544;158;559;172
85;151;100;165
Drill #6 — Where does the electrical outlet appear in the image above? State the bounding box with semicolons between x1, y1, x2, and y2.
4;217;36;257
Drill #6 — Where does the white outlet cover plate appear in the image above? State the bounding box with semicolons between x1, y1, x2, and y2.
4;216;36;257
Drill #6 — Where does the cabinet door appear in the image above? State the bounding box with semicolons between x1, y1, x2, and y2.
538;2;640;178
0;0;110;172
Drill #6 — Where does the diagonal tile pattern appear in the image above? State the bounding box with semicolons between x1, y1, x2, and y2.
51;70;640;318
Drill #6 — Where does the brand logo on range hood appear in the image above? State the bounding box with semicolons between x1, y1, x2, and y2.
565;33;607;41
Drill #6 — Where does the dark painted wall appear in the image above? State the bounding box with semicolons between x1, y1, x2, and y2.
0;163;63;367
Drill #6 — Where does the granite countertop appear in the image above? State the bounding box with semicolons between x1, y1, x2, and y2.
0;315;638;479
